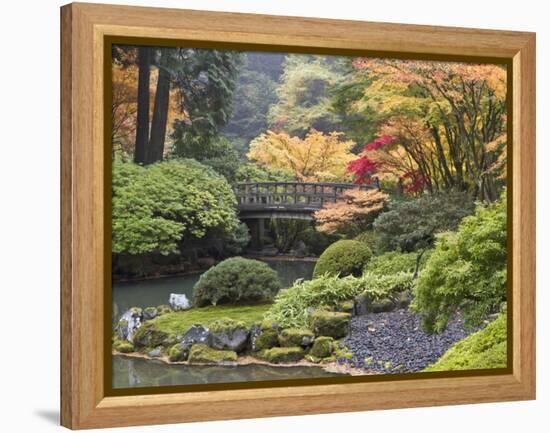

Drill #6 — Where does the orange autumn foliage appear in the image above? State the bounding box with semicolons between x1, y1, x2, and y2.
314;189;390;235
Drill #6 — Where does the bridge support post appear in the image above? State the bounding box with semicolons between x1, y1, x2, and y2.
248;218;265;250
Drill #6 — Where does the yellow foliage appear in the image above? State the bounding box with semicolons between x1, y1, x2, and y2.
247;129;356;182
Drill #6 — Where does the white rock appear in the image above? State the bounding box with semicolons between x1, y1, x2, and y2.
169;293;191;311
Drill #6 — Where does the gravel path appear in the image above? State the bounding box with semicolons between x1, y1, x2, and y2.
339;309;481;374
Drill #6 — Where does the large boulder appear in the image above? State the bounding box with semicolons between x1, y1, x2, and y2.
116;307;143;343
256;347;305;364
278;328;314;348
187;344;237;364
250;323;279;352
179;324;210;346
169;293;191;311
311;310;351;339
208;319;249;353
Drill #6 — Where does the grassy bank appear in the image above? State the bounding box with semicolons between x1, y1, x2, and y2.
424;314;507;372
152;304;272;335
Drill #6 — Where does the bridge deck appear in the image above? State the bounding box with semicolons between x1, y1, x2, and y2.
234;181;376;217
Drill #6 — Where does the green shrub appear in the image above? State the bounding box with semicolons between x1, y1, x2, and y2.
424;314;507;371
364;250;430;276
313;240;372;278
112;158;239;255
354;231;382;255
413;193;507;332
298;227;338;256
265;272;413;329
193;257;282;306
373;191;475;253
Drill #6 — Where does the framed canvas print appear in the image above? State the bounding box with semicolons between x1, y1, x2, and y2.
60;2;536;429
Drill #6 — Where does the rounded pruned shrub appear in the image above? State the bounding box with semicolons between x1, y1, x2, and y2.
193;257;282;306
313;240;372;278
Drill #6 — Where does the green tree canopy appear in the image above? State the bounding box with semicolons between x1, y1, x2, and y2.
170;49;242;157
268;55;345;136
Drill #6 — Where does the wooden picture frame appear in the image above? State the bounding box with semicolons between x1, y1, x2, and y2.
60;2;536;429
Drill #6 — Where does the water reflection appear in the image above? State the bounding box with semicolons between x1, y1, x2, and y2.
113;355;341;388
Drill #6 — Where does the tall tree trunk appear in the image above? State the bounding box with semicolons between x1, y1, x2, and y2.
148;50;171;163
134;47;152;164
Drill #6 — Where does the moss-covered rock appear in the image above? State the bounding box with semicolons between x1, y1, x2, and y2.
311;310;351;339
168;343;189;362
278;328;314;348
208;318;250;352
113;338;134;353
132;322;168;350
256;347;305;364
370;297;394;313
187;344;238;364
335;300;355;314
310;336;334;358
156;304;172;316
143;306;158;321
250;325;279;352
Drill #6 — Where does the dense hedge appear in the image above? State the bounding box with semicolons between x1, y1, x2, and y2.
313;240;372;278
413;193;507;332
112;158;239;255
193;257;282;306
373;191;475;253
424;314;507;371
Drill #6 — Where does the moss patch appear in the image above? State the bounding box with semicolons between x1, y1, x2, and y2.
187;344;237;364
168;344;189;362
152;304;271;335
256;347;305;363
209;317;246;333
424;314;507;372
132;322;168;349
278;328;314;347
113;338;134;353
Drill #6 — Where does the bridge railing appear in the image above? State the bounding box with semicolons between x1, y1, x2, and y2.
234;181;376;209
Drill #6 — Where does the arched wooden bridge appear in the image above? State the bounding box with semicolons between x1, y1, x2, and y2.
233;181;378;248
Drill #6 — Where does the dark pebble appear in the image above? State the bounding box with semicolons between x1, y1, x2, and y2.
342;309;485;374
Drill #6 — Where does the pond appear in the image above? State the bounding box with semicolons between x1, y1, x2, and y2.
112;258;335;388
113;356;340;388
112;258;315;322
